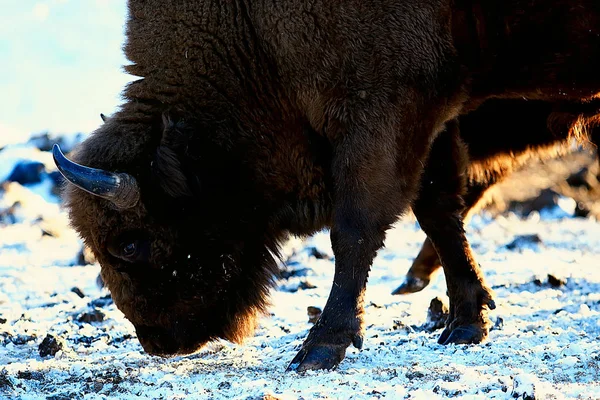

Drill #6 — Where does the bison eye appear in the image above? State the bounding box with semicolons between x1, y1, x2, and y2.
108;233;151;264
119;239;150;262
123;242;137;258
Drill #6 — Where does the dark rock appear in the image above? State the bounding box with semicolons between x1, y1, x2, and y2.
0;317;6;324
38;334;63;357
27;133;54;152
392;320;416;333
421;297;449;332
90;295;113;308
40;302;62;308
405;370;425;380
218;381;231;390
70;287;85;298
533;275;566;289
511;375;537;400
492;317;504;331
308;247;330;260
428;297;448;320
41;228;55;237
279;325;291;334
505;234;542;251
73;336;101;346
17;313;32;322
547;274;566;288
18;313;32;322
509;189;561;216
0;371;13;390
307;306;322;324
10;334;36;345
6;162;45;185
298;281;317;290
92;381;104;393
28;132;84;153
108;334;132;345
76;251;85;266
0;201;20;225
279;267;311;279
77;309;105;324
96;273;105;289
433;385;463;397
1;333;13;345
17;371;44;381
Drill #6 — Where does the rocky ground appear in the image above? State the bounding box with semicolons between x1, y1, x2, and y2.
0;136;599;399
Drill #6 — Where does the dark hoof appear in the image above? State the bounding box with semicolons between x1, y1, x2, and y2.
391;276;430;295
438;325;486;345
286;344;347;372
437;327;451;344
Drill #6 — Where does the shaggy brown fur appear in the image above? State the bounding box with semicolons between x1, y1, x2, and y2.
394;98;600;295
58;0;600;372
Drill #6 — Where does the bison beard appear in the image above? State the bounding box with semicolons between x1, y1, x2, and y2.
55;0;600;372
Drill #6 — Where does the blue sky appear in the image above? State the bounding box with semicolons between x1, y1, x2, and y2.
0;1;134;145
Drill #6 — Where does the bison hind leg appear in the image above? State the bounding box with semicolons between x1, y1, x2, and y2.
412;120;495;346
392;237;440;295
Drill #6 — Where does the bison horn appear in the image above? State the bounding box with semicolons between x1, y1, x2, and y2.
52;144;140;209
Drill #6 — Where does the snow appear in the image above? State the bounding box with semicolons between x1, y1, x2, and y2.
1;2;132;143
1;143;599;399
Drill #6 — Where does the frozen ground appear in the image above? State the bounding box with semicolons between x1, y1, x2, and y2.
0;141;599;399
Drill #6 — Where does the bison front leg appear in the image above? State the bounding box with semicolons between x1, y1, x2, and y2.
412;121;495;345
287;215;387;372
287;114;417;372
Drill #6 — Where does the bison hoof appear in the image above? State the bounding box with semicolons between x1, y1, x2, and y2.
391;276;430;295
286;333;362;372
438;324;486;345
287;344;348;372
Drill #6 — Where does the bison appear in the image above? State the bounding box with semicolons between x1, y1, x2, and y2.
394;98;600;295
53;0;600;372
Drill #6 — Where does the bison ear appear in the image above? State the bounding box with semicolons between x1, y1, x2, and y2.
153;116;193;198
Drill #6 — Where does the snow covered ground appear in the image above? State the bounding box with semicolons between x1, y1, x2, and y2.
0;141;599;399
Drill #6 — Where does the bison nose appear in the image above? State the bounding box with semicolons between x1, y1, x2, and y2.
135;325;179;357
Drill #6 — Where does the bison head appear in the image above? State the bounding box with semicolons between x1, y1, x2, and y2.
55;115;279;356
